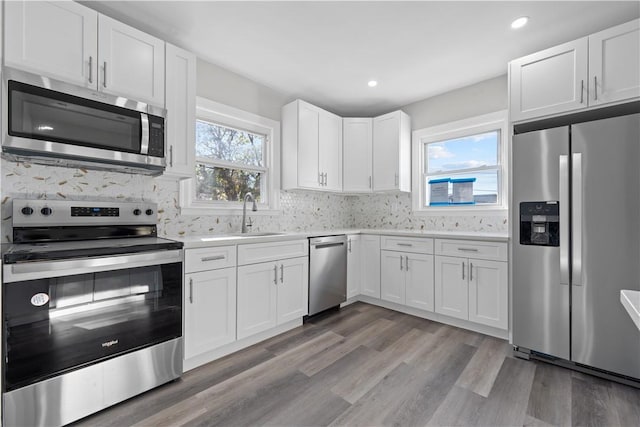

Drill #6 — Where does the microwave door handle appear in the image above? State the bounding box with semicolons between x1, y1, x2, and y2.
140;113;150;155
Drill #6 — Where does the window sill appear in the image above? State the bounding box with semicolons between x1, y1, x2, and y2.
412;206;508;216
180;205;283;216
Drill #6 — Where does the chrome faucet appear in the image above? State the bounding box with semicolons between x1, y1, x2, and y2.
242;192;258;233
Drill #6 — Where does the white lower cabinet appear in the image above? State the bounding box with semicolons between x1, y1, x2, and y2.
237;255;308;340
360;235;381;298
434;255;508;330
346;235;361;299
184;267;236;360
381;250;434;311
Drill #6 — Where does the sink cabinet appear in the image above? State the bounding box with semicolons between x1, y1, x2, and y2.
236;240;309;340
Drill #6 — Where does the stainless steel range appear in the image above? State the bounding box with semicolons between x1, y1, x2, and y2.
2;199;184;427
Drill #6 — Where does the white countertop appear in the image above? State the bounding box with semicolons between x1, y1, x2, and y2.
620;290;640;331
168;228;509;249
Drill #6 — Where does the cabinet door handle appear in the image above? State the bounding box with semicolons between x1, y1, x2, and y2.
348;239;352;253
318;172;323;185
594;76;598;101
400;255;403;271
88;56;93;83
397;243;413;247
169;145;174;167
201;255;225;262
580;79;584;103
324;173;328;186
274;264;278;284
458;247;478;252
189;278;193;304
369;176;372;189
280;264;284;283
470;262;473;281
405;256;409;272
103;62;107;88
462;261;465;280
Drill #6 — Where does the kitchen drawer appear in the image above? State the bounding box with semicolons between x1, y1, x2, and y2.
381;235;434;254
238;240;309;266
185;245;236;273
435;239;507;262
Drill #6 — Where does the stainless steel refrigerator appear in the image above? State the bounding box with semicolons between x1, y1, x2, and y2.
512;113;640;380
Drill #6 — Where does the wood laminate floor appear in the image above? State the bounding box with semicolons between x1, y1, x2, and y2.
75;302;640;427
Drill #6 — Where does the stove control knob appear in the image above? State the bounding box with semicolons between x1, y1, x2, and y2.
41;207;53;216
133;208;142;216
21;206;34;216
145;209;154;216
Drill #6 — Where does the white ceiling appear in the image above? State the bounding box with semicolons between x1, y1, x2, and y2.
82;1;640;116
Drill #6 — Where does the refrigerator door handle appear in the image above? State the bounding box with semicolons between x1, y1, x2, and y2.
572;152;583;286
559;155;570;286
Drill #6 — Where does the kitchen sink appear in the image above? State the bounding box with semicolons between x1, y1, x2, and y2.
231;232;287;237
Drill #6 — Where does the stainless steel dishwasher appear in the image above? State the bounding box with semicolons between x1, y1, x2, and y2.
308;235;347;316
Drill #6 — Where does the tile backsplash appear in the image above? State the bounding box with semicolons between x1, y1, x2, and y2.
1;160;507;242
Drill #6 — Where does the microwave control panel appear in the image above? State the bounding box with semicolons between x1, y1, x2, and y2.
147;115;165;158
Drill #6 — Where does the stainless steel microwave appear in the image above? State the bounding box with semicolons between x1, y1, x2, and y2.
2;68;166;175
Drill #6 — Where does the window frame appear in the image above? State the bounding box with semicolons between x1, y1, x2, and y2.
179;97;281;215
411;110;508;215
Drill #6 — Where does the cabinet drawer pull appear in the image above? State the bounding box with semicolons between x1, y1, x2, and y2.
397;243;413;247
189;278;193;304
457;247;478;252
201;255;225;262
274;264;278;285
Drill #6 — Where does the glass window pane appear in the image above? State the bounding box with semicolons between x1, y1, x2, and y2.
195;120;264;167
425;169;499;206
196;163;261;202
426;130;498;174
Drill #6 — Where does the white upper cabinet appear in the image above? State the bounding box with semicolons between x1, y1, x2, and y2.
343;118;373;193
372;110;411;192
510;19;639;122
4;0;98;87
510;38;588;122
588;19;640;105
319;110;343;191
282;99;343;191
164;44;196;178
4;1;165;106
97;14;165;106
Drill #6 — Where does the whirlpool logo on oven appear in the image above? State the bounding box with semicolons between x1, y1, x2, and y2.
102;340;119;348
30;293;50;307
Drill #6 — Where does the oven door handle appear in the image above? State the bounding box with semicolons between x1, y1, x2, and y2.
4;250;182;283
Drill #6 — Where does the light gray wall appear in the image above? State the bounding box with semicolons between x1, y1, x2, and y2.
401;74;508;130
196;59;292;121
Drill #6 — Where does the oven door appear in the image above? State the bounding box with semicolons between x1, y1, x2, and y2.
2;250;182;392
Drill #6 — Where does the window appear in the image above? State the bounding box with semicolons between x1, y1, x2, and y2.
195;120;266;202
412;111;507;213
179;98;281;215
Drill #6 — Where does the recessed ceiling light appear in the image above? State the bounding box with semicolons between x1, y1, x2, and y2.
368;80;378;87
511;16;529;29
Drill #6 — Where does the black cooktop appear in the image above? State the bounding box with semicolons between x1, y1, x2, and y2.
2;237;183;264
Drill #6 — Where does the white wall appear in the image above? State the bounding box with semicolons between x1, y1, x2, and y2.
402;74;508;130
196;59;292;121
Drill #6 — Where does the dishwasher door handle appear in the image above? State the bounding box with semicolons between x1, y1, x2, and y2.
313;242;345;249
